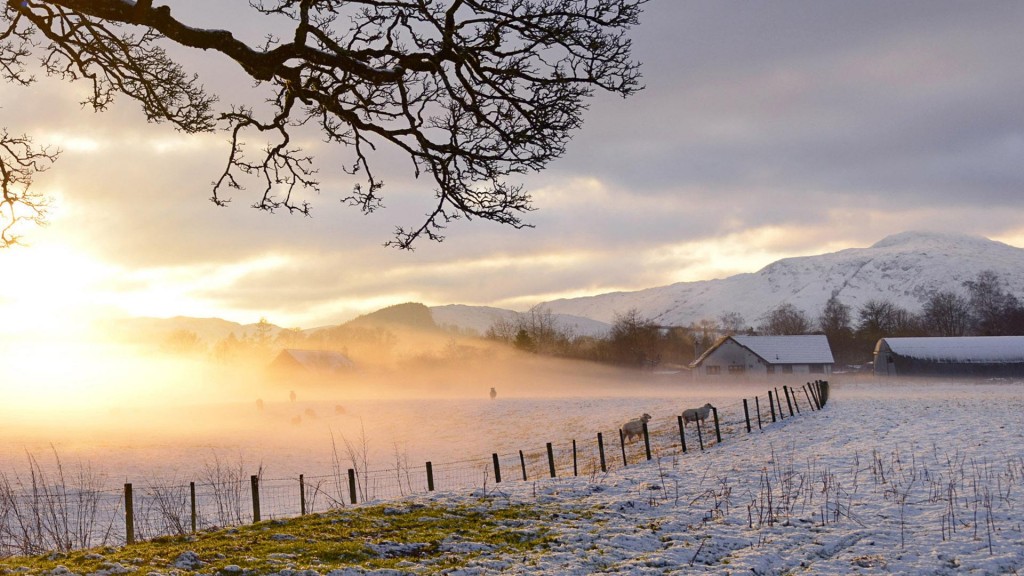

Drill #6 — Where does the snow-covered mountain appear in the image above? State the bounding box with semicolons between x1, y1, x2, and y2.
536;231;1024;328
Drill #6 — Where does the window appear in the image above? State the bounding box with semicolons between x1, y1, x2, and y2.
809;364;825;374
706;366;721;375
782;365;793;374
728;365;746;375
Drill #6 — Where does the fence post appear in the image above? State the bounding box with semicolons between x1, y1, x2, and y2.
696;420;705;450
250;475;261;523
299;475;306;516
572;440;578;476
189;481;196;533
492;453;502;483
820;380;830;406
768;390;777;422
546;443;556;478
426;462;435;491
809;382;822;409
803;385;815;410
743;399;751;433
619;429;628;467
124;483;134;545
712;407;722;444
677;415;687;453
783;386;795;417
518;450;527;481
755;396;763;430
597;432;607;472
775;388;784;420
791;386;801;414
642;422;652;461
348;469;357;504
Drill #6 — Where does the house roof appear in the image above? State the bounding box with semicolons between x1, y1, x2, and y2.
693;334;835;367
272;348;355;372
879;337;1024;363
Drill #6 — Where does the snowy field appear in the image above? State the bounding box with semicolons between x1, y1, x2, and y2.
400;379;1024;575
3;379;1024;574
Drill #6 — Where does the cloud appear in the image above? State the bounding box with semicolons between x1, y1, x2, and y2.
4;1;1024;329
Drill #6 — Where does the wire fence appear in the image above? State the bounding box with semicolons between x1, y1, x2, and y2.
0;381;830;557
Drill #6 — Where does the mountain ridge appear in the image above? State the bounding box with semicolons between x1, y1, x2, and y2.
535;231;1024;328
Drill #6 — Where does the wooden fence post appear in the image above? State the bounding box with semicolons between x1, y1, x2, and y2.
809;382;822;409
598;432;607;472
299;475;306;516
492;453;502;483
189;481;196;533
803;385;815;410
712;407;722;444
642;421;652;461
677;415;687;453
619;429;628;467
743;399;751;433
546;443;556;478
783;386;795;417
573;440;578;476
755;396;763;430
696;420;705;451
426;462;435;491
775;388;785;420
124;483;134;545
769;390;778;422
520;450;528;481
250;475;261;523
348;469;357;504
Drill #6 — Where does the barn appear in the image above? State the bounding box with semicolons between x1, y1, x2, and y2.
691;335;834;379
873;336;1024;378
268;348;355;380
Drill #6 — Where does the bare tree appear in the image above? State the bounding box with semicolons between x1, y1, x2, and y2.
963;270;1024;335
1;0;646;248
759;302;811;336
921;290;970;337
0;130;57;247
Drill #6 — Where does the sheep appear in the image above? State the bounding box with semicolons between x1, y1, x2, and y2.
682;403;714;427
621;413;652;443
489;387;497;400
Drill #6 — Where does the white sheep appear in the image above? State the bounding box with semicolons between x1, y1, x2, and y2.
682;403;714;427
622;413;652;443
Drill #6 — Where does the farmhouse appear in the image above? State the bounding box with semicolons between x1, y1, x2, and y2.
873;336;1024;378
691;335;834;379
268;348;355;380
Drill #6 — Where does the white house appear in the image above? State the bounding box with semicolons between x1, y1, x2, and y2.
691;335;834;379
874;336;1024;378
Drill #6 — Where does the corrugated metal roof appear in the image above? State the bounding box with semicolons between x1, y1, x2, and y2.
278;349;354;371
881;337;1024;363
732;335;835;364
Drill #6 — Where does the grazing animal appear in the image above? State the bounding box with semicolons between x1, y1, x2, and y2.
489;387;497;400
622;413;652;443
682;403;714;427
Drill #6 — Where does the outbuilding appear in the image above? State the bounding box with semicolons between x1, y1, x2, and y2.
691;335;834;379
873;336;1024;378
268;348;355;380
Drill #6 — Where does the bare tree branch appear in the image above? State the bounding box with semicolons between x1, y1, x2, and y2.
1;0;646;248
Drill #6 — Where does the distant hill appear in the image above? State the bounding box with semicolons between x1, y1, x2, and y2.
429;304;612;338
345;302;438;331
536;231;1024;328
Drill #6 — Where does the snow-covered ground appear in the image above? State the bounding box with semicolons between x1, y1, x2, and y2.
399;379;1024;575
4;380;1024;574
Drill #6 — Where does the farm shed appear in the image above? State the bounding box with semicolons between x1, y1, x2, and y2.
691;335;834;380
268;348;355;380
873;336;1024;378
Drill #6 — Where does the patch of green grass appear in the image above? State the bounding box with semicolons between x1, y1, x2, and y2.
0;499;558;575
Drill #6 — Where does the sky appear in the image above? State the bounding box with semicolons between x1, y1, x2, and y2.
2;0;1024;332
